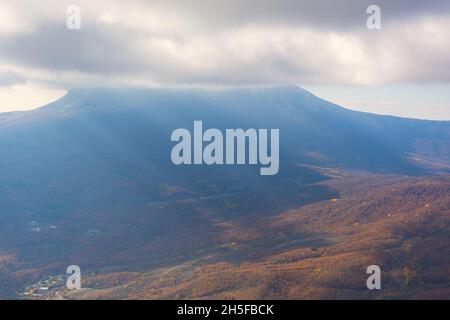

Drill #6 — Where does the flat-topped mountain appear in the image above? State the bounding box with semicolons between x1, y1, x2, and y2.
0;86;448;299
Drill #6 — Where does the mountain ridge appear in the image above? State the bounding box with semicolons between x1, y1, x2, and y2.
2;85;450;122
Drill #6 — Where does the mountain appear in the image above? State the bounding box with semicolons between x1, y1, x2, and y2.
1;86;448;209
0;86;449;299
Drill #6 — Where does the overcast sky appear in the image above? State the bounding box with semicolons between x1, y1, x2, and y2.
1;0;450;119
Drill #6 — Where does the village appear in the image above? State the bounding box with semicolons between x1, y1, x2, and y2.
21;274;66;298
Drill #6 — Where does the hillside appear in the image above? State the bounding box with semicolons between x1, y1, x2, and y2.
0;86;449;299
52;171;450;299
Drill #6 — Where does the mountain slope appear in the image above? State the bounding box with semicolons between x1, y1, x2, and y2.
0;86;449;299
58;173;450;300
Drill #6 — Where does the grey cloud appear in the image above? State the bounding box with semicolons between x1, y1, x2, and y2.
0;25;143;73
1;0;450;87
0;71;26;87
141;0;450;30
